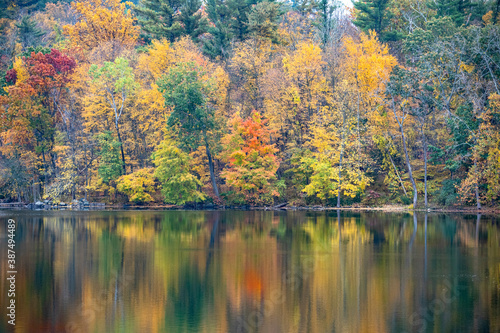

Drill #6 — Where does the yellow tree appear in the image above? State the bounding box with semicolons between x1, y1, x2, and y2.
342;31;397;171
343;31;397;97
63;0;140;54
130;86;167;156
137;37;215;82
230;38;275;116
267;41;328;148
135;36;229;169
303;80;371;206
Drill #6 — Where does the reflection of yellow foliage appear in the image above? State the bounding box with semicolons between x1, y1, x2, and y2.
9;213;500;333
303;217;372;248
117;222;156;241
341;219;373;244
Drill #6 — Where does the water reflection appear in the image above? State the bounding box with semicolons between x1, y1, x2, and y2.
0;210;499;333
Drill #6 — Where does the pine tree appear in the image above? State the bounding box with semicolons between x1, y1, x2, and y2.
316;0;339;47
494;0;500;23
3;0;43;18
0;0;13;18
203;0;264;59
178;0;208;42
291;0;318;15
227;0;259;40
429;0;486;26
203;0;234;59
16;16;45;50
134;0;184;42
247;1;281;43
353;0;400;41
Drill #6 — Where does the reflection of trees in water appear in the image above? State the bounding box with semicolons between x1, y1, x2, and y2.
2;211;500;332
166;264;207;333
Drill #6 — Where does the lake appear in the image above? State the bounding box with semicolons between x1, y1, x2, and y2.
0;210;499;333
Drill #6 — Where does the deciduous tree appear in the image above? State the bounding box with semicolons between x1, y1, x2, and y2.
88;57;139;174
152;138;206;204
220;111;283;205
63;0;140;53
157;61;222;200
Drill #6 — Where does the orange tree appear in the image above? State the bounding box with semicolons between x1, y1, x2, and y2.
220;111;283;205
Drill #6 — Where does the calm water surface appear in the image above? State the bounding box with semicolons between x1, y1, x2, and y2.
0;210;499;333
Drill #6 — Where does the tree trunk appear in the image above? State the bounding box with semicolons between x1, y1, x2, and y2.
337;144;344;208
32;178;36;202
356;90;362;179
41;151;47;196
84;144;88;201
205;144;221;201
115;121;126;175
423;132;428;209
400;125;418;208
473;157;481;209
389;154;407;196
337;111;346;208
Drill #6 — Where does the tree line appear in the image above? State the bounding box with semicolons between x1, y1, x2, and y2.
0;0;500;208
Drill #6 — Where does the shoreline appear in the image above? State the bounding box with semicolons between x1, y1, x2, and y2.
2;203;499;215
109;203;500;214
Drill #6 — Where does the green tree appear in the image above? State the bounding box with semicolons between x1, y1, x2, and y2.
152;138;206;205
316;0;339;47
291;0;318;14
116;168;155;203
157;62;222;200
227;0;259;40
178;0;209;42
135;0;208;43
97;131;123;184
247;1;281;43
203;0;264;59
16;16;46;50
429;0;485;26
203;0;234;59
353;0;400;41
493;0;500;23
89;57;139;174
134;0;183;42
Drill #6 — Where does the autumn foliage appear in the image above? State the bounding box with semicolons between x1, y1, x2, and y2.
220;111;282;205
2;0;500;207
63;0;140;51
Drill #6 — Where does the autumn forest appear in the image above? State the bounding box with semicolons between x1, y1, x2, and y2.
1;0;500;208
